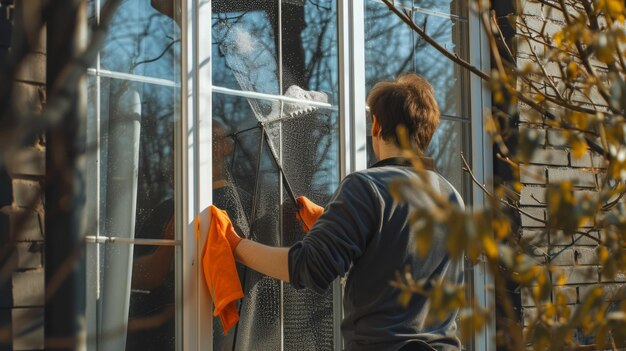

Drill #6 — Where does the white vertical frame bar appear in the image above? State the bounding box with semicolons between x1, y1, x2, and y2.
339;0;367;178
337;1;367;350
181;0;214;349
180;0;194;348
337;3;350;350
350;1;368;173
469;4;494;351
338;0;351;179
197;0;214;349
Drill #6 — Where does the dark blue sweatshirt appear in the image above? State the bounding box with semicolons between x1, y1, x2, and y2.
288;157;464;351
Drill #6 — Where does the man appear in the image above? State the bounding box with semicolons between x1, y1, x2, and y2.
225;73;464;351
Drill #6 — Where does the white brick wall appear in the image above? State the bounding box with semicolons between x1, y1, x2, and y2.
12;180;43;209
11;270;44;307
519;165;547;184
528;149;569;166
520;207;546;227
513;3;622;344
547;168;597;187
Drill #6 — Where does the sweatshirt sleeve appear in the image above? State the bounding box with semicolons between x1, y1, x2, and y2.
288;174;380;293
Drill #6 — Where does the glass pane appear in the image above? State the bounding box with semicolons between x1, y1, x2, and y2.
101;0;181;81
88;0;97;41
281;0;339;105
212;2;280;95
280;105;339;201
86;75;98;231
425;119;465;192
96;242;176;351
98;78;177;240
365;0;414;93
283;285;334;350
216;140;282;350
85;243;98;351
212;93;282;349
127;243;177;351
364;1;469;118
413;12;469;118
212;94;340;349
281;104;338;350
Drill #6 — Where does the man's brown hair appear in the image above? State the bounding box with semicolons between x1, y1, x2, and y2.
366;73;440;152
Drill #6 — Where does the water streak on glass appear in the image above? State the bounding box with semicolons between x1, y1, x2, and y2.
212;1;280;95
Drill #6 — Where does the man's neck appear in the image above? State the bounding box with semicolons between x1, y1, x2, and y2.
376;142;406;160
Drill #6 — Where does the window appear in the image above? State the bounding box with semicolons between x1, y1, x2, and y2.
85;1;182;350
83;0;491;350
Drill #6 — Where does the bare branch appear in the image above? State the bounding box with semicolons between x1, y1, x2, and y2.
461;152;494;199
380;0;490;81
556;0;615;111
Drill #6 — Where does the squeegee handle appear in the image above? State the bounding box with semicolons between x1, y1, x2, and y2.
259;124;300;210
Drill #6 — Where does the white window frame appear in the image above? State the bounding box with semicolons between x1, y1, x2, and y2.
180;0;213;349
469;5;495;351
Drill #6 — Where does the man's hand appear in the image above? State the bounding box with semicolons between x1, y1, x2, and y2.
296;196;324;232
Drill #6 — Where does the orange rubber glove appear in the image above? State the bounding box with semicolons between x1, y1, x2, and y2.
225;225;243;252
296;196;324;232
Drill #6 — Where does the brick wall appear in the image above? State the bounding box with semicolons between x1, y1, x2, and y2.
515;0;624;346
0;1;46;350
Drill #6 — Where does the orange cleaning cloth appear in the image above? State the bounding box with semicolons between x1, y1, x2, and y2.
195;205;244;334
296;196;324;232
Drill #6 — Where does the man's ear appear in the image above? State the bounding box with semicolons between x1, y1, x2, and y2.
371;115;381;137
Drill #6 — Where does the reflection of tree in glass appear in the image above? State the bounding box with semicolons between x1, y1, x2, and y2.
414;12;466;119
365;1;468;119
136;84;175;206
101;1;181;80
365;1;465;189
212;1;340;200
365;2;416;91
98;0;181;208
